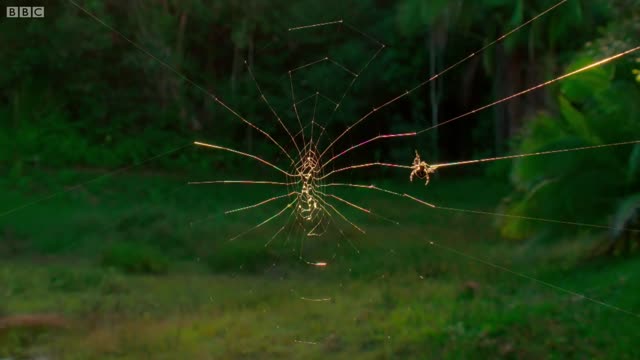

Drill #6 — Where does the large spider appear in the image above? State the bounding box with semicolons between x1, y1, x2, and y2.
410;150;438;186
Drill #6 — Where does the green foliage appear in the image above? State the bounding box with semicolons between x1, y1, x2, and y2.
502;51;640;240
611;192;640;238
627;144;640;183
0;0;618;175
100;242;169;274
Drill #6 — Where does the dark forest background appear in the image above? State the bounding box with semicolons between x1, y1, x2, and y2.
3;0;639;242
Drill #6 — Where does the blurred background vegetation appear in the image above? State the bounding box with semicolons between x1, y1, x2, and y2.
2;0;639;242
1;0;639;358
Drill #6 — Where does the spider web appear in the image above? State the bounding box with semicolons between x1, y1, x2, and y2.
189;19;395;265
188;3;640;261
38;0;638;307
174;9;640;348
183;3;640;327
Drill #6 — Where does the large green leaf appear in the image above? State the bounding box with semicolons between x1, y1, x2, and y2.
628;144;640;184
611;193;640;238
508;0;523;27
561;56;614;103
558;95;596;142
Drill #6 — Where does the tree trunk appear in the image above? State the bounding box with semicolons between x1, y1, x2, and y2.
494;42;506;155
176;11;189;125
246;35;254;153
428;33;439;161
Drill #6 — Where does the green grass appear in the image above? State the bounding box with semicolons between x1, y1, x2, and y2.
1;169;639;359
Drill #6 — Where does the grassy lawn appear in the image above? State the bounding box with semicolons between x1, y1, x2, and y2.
1;170;639;359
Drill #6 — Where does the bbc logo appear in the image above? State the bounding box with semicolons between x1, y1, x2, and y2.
6;7;45;18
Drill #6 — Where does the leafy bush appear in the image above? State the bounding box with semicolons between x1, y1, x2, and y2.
100;242;169;274
501;52;640;246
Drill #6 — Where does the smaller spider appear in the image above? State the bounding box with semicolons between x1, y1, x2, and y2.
410;150;438;186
